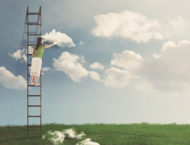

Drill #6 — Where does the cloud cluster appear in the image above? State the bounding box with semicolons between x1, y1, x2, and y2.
42;128;99;145
42;29;76;48
50;39;190;96
0;66;26;90
101;40;190;95
42;128;85;145
92;10;164;43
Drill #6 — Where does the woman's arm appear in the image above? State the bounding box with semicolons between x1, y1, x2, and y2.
44;42;56;48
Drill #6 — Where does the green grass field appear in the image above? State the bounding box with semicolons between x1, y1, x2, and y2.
1;123;190;145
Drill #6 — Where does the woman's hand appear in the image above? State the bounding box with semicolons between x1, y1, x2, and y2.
45;42;57;49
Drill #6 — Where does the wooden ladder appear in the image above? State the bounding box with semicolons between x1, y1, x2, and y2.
26;6;42;134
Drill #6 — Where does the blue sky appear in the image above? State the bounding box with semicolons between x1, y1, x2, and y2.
1;0;190;126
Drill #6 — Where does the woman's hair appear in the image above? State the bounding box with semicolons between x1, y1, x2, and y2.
35;37;43;50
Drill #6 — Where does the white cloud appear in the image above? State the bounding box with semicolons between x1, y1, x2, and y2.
9;49;27;63
141;40;190;93
89;71;101;82
42;29;76;48
92;10;164;43
90;62;104;70
103;50;142;87
53;51;88;82
111;50;143;71
53;52;104;83
104;67;134;87
0;66;26;90
76;138;100;145
92;10;188;43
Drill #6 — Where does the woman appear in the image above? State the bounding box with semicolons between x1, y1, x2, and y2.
30;37;56;86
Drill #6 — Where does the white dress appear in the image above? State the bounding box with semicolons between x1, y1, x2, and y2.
30;57;42;77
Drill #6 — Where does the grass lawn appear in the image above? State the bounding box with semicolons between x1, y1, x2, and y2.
1;123;190;145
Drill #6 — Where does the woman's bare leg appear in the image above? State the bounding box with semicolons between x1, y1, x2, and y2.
31;76;34;85
35;76;39;86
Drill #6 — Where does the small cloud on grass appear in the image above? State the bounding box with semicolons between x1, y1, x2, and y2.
42;128;85;145
42;128;100;145
76;138;100;145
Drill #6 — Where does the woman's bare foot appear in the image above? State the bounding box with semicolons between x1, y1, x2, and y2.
35;83;39;86
31;82;34;85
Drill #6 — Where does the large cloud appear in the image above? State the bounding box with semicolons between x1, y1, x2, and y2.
42;29;76;48
91;10;187;43
92;10;164;43
0;66;26;90
53;52;88;82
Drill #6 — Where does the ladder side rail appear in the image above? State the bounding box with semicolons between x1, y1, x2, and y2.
39;6;42;133
26;6;29;132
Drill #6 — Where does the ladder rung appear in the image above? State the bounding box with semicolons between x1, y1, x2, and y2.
28;115;41;117
28;95;41;97
27;125;41;128
27;22;41;25
28;105;41;107
28;85;41;87
27;12;40;15
28;74;42;76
